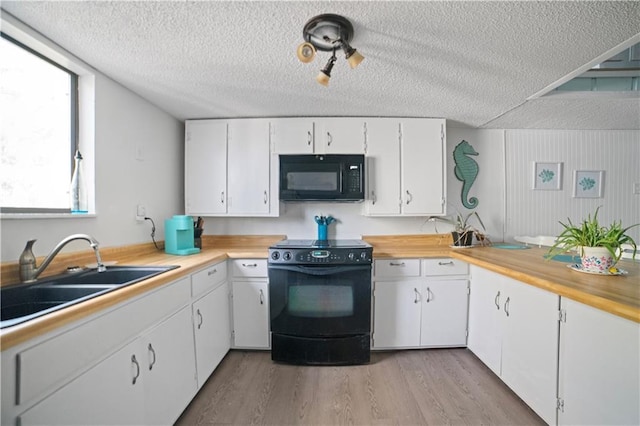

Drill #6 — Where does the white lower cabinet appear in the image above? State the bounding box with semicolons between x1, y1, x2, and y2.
193;281;231;388
557;298;640;426
230;259;270;349
231;280;270;348
19;339;145;425
143;306;197;425
468;265;559;425
19;306;196;426
372;258;468;349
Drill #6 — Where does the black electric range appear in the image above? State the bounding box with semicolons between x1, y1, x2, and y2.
268;239;373;365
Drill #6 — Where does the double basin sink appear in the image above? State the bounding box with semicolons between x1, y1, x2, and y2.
1;265;178;329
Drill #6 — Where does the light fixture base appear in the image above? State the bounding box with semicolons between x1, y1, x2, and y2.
302;13;354;52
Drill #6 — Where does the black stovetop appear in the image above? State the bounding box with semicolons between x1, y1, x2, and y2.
270;239;371;249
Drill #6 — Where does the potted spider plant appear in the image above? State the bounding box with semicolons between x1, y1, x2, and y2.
547;207;638;273
428;210;488;247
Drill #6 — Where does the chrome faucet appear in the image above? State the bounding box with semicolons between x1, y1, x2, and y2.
19;234;106;283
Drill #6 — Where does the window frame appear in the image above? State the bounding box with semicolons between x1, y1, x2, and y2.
0;24;90;215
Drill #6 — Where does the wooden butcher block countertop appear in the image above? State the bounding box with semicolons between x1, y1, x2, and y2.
449;246;640;323
0;235;284;350
2;234;638;350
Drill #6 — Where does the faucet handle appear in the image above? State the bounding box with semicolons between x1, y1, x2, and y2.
19;240;37;265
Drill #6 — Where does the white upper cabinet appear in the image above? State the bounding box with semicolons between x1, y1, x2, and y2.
185;118;278;217
400;118;446;215
185;120;227;215
227;119;272;215
270;118;314;154
365;118;446;216
364;119;401;215
315;118;366;154
271;118;365;154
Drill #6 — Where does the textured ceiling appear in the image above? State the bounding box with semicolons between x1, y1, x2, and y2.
2;1;639;129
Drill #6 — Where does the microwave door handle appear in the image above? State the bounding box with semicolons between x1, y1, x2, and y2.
268;264;371;276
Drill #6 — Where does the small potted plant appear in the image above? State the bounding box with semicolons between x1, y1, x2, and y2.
547;207;638;273
428;210;488;247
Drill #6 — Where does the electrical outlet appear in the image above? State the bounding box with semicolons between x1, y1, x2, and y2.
136;204;146;222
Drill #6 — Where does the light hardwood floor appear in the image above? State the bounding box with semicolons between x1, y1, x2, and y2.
176;349;545;426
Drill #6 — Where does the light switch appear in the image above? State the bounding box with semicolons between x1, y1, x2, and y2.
634;183;640;195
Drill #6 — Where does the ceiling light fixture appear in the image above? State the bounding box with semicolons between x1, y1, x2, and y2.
296;13;364;86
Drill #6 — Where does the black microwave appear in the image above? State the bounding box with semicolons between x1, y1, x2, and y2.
279;154;365;201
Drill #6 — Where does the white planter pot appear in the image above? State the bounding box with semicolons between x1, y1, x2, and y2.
580;246;615;273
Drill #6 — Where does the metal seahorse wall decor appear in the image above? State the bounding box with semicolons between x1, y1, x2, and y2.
453;140;479;209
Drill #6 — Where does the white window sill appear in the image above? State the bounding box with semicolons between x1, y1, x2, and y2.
1;213;97;220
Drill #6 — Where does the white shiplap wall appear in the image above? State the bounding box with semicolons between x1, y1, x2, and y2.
504;130;640;242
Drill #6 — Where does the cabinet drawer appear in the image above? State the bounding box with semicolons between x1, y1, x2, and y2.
423;258;468;276
231;259;268;278
191;261;227;297
374;259;421;277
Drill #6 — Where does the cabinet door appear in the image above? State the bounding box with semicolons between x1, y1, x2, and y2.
400;119;445;215
231;280;270;348
271;118;314;153
185;120;227;214
372;280;422;348
143;306;197;426
500;277;559;426
558;298;640;426
316;118;365;154
193;282;231;388
227;119;271;215
421;280;468;346
364;119;401;215
467;265;503;375
19;340;145;426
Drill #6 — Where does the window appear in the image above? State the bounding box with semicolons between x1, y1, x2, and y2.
0;32;78;213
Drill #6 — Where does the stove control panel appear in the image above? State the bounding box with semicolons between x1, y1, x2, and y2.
268;248;372;265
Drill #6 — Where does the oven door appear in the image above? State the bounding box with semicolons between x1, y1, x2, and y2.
269;264;371;337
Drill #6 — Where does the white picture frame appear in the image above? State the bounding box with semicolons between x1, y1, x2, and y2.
533;162;562;190
573;170;604;198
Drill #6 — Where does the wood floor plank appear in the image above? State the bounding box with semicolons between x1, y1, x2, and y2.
176;349;545;426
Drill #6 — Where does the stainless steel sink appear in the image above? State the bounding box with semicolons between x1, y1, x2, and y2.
1;265;178;329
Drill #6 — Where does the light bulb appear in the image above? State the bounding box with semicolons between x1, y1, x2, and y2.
296;42;316;63
347;50;364;69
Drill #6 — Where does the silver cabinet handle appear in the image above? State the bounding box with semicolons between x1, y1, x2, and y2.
207;268;217;276
263;190;268;204
259;289;264;305
426;287;432;303
242;263;257;268
148;343;156;371
504;297;510;317
413;288;420;304
405;190;413;204
371;190;376;205
131;355;140;385
221;191;225;204
438;261;454;266
495;291;501;310
307;130;312;145
327;131;332;146
196;309;203;329
389;261;405;267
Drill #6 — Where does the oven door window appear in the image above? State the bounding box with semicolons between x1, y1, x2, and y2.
269;264;371;337
289;284;353;318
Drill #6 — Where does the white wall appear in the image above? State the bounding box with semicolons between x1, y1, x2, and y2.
504;130;640;242
0;75;183;261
